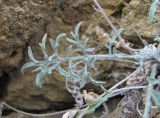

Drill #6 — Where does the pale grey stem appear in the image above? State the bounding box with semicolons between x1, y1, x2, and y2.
143;84;152;118
100;85;147;100
2;102;73;117
108;68;140;91
93;0;117;31
69;54;139;63
93;0;138;51
137;97;144;117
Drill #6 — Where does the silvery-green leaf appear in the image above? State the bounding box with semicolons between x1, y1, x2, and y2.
151;89;160;106
48;64;58;72
83;37;89;46
154;35;160;41
70;70;81;81
111;28;123;42
68;61;81;80
50;39;56;50
105;44;109;49
148;0;159;22
75;22;82;36
85;48;95;52
105;32;111;40
78;68;85;76
113;47;117;54
66;38;77;44
65;45;72;57
58;66;69;77
55;33;66;47
28;47;38;63
89;75;105;86
75;48;83;52
39;43;48;58
86;57;95;63
32;67;42;72
21;62;37;73
88;57;96;69
70;31;76;39
150;64;157;79
35;71;46;88
49;39;59;55
48;54;57;61
80;77;86;88
39;33;48;58
80;68;88;88
42;33;47;49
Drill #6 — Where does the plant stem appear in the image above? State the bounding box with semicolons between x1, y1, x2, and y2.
93;0;138;51
2;102;72;117
108;68;140;91
111;86;147;94
143;84;152;118
93;0;116;32
67;54;139;64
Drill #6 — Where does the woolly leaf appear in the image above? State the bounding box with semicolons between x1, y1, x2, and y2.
89;75;105;86
48;64;58;74
79;66;88;88
75;22;82;36
48;54;57;61
55;33;66;47
35;71;47;88
32;67;42;72
111;28;123;42
21;62;37;73
83;36;89;47
28;47;38;63
58;66;69;77
39;33;48;58
154;35;160;41
65;45;72;58
85;48;95;52
66;38;77;44
151;89;160;106
70;31;76;39
148;0;159;22
50;39;56;51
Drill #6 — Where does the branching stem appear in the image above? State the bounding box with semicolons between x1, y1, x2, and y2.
93;0;139;51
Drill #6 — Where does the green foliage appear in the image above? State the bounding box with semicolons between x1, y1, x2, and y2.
22;22;105;88
144;64;160;117
148;0;159;22
104;28;123;54
22;21;160;117
21;1;160;117
154;35;160;41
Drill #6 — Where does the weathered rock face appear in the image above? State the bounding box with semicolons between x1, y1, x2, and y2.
0;0;159;116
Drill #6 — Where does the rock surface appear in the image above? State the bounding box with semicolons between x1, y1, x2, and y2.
0;0;159;117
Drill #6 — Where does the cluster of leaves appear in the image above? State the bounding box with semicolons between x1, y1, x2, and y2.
21;0;160;118
22;22;105;90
